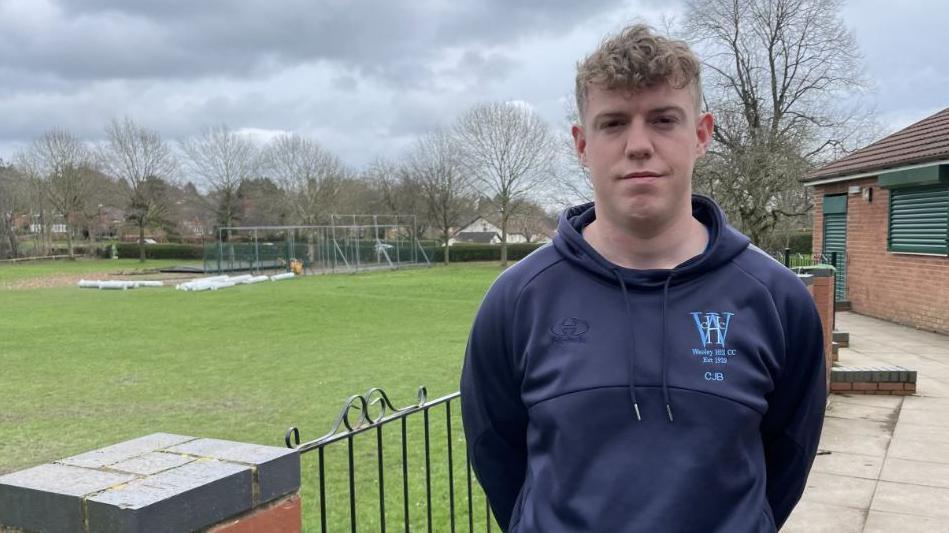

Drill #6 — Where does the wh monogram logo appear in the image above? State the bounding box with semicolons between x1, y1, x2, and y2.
690;312;735;347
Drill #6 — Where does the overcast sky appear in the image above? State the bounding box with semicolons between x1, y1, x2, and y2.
1;0;946;172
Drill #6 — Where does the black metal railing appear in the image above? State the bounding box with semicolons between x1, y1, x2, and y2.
774;249;848;301
772;248;846;331
286;387;497;532
775;249;837;269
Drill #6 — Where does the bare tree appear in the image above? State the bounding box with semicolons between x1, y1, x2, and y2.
180;126;258;235
455;102;556;266
684;0;874;247
405;130;474;264
364;158;430;242
507;199;556;243
15;129;96;257
259;133;344;225
0;159;27;259
553;100;594;208
236;177;291;226
367;158;414;214
99;118;178;261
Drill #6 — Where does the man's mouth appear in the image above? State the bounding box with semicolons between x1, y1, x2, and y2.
621;171;662;179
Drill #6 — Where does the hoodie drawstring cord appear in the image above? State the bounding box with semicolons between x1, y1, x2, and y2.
661;274;675;423
613;269;642;421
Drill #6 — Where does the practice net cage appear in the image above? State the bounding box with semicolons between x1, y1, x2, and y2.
204;215;433;275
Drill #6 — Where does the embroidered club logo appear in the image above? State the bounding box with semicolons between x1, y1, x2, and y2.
551;317;589;343
690;312;734;347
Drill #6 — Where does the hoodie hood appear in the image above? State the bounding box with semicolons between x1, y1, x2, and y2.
551;194;751;423
553;194;750;288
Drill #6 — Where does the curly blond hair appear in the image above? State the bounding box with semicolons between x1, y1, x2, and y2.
576;24;703;120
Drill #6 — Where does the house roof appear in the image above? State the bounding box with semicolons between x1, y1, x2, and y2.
453;215;497;233
804;107;949;183
453;231;499;243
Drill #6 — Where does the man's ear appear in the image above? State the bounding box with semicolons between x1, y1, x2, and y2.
695;112;714;156
572;123;587;166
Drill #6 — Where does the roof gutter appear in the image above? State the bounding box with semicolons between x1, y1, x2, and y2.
803;158;949;187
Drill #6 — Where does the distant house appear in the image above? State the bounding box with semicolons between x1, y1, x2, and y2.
28;222;68;234
180;217;210;237
451;231;501;245
448;215;551;245
802;107;949;334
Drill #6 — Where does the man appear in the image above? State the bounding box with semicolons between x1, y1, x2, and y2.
460;24;826;532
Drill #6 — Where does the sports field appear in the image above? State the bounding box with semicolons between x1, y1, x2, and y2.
0;260;503;530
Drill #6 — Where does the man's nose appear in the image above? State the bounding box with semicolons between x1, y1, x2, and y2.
624;119;653;160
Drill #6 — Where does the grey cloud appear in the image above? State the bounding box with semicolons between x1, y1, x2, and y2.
332;74;359;92
1;0;623;88
453;50;518;83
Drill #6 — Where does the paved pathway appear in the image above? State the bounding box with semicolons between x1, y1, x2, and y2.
783;312;949;532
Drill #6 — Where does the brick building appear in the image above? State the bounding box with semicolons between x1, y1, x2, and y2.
802;108;949;334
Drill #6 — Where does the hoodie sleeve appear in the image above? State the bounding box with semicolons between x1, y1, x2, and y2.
460;279;529;531
761;281;828;529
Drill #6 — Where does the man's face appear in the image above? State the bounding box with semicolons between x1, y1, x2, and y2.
572;82;713;230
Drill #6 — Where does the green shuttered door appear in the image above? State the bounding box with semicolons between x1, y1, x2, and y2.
888;186;949;255
822;195;848;301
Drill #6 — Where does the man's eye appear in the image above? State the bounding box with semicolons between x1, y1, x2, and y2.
600;120;625;130
652;115;679;127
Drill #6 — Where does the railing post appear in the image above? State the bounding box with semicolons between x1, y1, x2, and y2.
783;247;790;268
831;251;838;330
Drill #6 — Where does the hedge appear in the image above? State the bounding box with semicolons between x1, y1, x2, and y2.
102;242;204;260
787;231;813;254
49;245;96;256
429;243;545;263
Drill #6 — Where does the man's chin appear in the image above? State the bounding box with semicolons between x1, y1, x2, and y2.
604;203;669;229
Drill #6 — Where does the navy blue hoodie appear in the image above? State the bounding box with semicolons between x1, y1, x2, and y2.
460;196;826;532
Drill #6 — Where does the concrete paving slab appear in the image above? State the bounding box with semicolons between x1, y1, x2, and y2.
811;451;883;480
870;481;949;518
846;347;904;357
893;421;949;443
0;464;136;533
831;395;904;410
887;436;949;465
901;396;949;412
863;510;949;532
905;347;949;357
917;377;949;398
782;500;866;533
900;341;947;350
824;401;898;423
799;472;878;510
58;433;195;470
818;428;891;457
880;458;949;489
896;408;949;428
108;452;195;476
822;416;891;437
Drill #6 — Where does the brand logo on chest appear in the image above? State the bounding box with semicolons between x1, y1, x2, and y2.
551;317;589;343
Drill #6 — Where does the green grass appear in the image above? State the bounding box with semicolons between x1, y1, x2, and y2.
0;258;200;284
0;262;503;531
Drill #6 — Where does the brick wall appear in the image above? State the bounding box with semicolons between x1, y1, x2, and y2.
806;271;835;390
812;179;949;334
